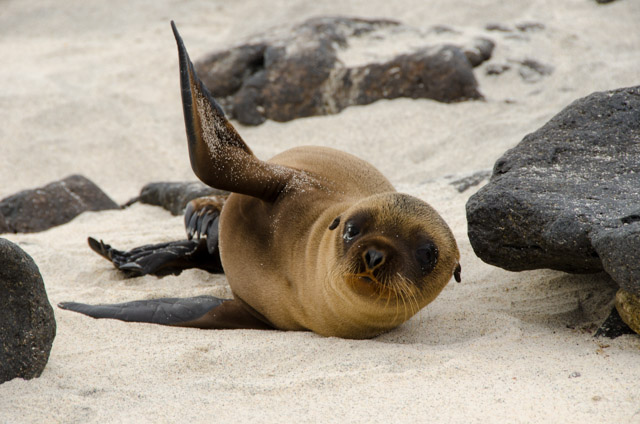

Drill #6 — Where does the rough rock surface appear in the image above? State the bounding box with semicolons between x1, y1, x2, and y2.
137;181;228;216
0;175;119;233
196;16;488;125
466;86;640;296
0;238;56;383
0;214;9;233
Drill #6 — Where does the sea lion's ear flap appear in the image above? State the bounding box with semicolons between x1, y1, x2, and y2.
328;216;341;230
454;263;462;283
171;22;294;202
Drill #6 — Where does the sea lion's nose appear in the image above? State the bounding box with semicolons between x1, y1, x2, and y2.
364;248;385;270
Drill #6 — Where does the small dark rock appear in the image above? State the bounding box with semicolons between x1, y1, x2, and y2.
486;63;511;76
517;59;554;83
516;22;545;32
430;25;459;35
466;86;640;295
0;175;119;234
196;16;484;125
485;23;513;32
463;37;495;67
451;170;492;193
138;182;228;216
596;0;617;3
0;238;56;383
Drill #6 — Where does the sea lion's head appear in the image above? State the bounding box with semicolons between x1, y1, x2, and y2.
325;192;461;338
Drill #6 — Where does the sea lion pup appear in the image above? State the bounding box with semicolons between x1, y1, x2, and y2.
59;22;461;339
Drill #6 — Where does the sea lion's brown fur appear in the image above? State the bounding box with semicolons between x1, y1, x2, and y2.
217;146;460;338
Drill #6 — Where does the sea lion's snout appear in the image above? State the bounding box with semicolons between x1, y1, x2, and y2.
363;248;385;270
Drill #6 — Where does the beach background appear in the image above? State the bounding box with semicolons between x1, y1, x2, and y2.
1;0;640;422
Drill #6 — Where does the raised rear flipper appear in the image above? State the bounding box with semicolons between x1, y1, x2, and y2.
58;297;274;330
171;21;304;203
88;236;223;277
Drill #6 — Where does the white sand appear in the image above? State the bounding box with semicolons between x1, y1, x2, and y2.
1;0;640;422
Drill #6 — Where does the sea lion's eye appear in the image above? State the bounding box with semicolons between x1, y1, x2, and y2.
343;224;360;241
416;241;438;273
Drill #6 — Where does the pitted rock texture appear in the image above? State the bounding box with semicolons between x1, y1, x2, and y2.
138;181;228;216
466;86;640;296
0;238;56;383
195;16;488;125
0;175;119;233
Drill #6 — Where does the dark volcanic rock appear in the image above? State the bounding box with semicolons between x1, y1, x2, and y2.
0;238;56;383
0;214;9;233
466;86;640;296
515;22;545;32
485;23;513;32
196;16;486;125
0;175;119;233
138;182;228;216
451;170;492;193
486;63;511;76
517;58;554;83
463;37;495;67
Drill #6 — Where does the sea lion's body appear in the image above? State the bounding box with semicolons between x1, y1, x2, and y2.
59;22;461;339
221;146;395;337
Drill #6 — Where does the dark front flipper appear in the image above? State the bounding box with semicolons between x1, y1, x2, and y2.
88;236;223;277
58;297;275;330
184;195;227;254
171;21;304;203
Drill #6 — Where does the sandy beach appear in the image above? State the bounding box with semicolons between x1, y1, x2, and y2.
1;0;640;422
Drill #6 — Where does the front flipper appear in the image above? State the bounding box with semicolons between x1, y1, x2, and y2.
88;236;222;277
171;21;302;203
184;195;227;254
58;297;274;330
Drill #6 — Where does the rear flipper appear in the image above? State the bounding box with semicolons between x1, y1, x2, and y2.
89;194;227;277
58;297;274;330
88;236;222;277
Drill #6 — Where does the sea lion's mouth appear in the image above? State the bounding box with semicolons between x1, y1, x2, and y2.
355;272;378;285
346;272;398;301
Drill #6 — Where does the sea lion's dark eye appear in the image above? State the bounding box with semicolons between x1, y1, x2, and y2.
416;241;438;273
343;224;360;241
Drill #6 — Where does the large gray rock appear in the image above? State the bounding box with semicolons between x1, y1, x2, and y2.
0;238;56;383
196;16;487;125
0;175;119;233
466;86;640;296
